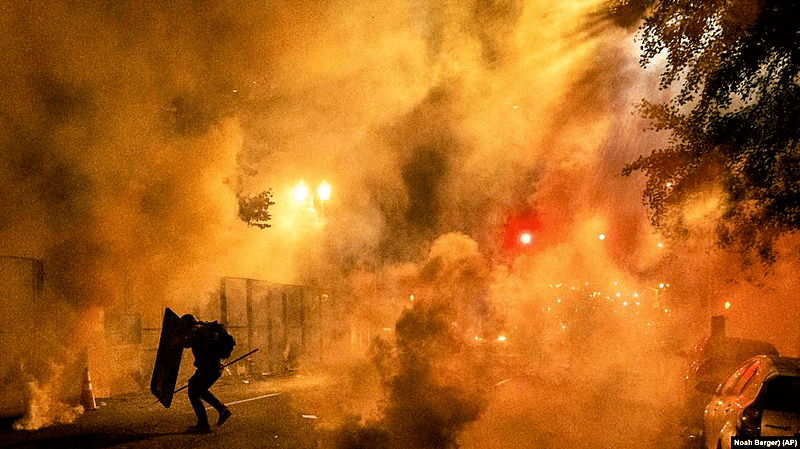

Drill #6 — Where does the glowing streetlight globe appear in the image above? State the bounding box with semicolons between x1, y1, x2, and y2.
294;182;309;202
317;181;331;201
519;232;532;245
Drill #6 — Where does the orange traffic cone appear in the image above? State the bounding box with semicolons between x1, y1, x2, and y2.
80;367;97;411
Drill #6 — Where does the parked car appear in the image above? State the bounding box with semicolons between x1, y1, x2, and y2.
700;355;800;449
681;317;779;437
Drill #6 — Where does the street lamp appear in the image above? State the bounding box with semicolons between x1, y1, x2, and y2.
294;182;309;202
317;181;331;201
317;181;331;215
293;180;331;214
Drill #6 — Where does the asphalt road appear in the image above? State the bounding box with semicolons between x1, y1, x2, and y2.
0;373;331;449
0;357;690;449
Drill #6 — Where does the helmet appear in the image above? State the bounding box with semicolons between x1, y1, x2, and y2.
181;314;197;325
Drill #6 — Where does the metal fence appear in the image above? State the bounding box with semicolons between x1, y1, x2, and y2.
219;277;315;376
0;257;334;391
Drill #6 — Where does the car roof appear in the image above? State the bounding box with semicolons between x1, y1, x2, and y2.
704;336;778;351
762;355;800;378
699;336;779;359
737;355;800;382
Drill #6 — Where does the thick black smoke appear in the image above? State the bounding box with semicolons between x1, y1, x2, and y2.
331;234;499;449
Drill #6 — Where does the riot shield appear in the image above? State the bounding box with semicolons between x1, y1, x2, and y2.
150;308;184;408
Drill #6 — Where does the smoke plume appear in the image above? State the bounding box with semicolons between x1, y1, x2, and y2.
1;0;797;444
329;233;498;449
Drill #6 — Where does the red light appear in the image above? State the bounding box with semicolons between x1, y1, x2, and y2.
501;207;542;252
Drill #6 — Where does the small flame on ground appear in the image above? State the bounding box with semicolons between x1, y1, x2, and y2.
13;381;83;431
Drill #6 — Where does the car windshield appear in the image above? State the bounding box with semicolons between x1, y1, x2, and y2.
763;376;800;413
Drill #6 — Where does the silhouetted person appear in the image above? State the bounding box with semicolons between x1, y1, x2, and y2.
179;314;231;432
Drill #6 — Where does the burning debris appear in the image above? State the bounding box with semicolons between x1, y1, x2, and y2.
13;382;83;432
11;362;84;431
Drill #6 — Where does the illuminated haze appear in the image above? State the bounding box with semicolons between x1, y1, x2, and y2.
1;0;797;443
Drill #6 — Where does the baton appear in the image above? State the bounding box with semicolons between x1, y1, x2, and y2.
172;348;260;394
148;348;260;405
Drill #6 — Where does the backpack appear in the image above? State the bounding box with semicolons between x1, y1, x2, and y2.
208;321;236;359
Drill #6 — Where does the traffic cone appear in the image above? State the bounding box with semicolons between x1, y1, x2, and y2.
80;367;97;411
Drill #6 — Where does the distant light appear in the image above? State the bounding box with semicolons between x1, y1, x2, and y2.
724;301;731;310
294;182;309;202
520;232;533;245
556;298;561;303
317;181;331;201
410;295;414;302
497;335;507;342
598;234;606;241
561;324;567;330
658;283;665;288
657;243;664;249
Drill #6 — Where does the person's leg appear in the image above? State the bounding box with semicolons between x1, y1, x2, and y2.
187;371;212;429
197;369;231;425
192;367;231;426
200;388;225;412
202;388;231;425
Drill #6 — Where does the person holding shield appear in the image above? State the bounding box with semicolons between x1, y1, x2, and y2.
179;313;233;432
